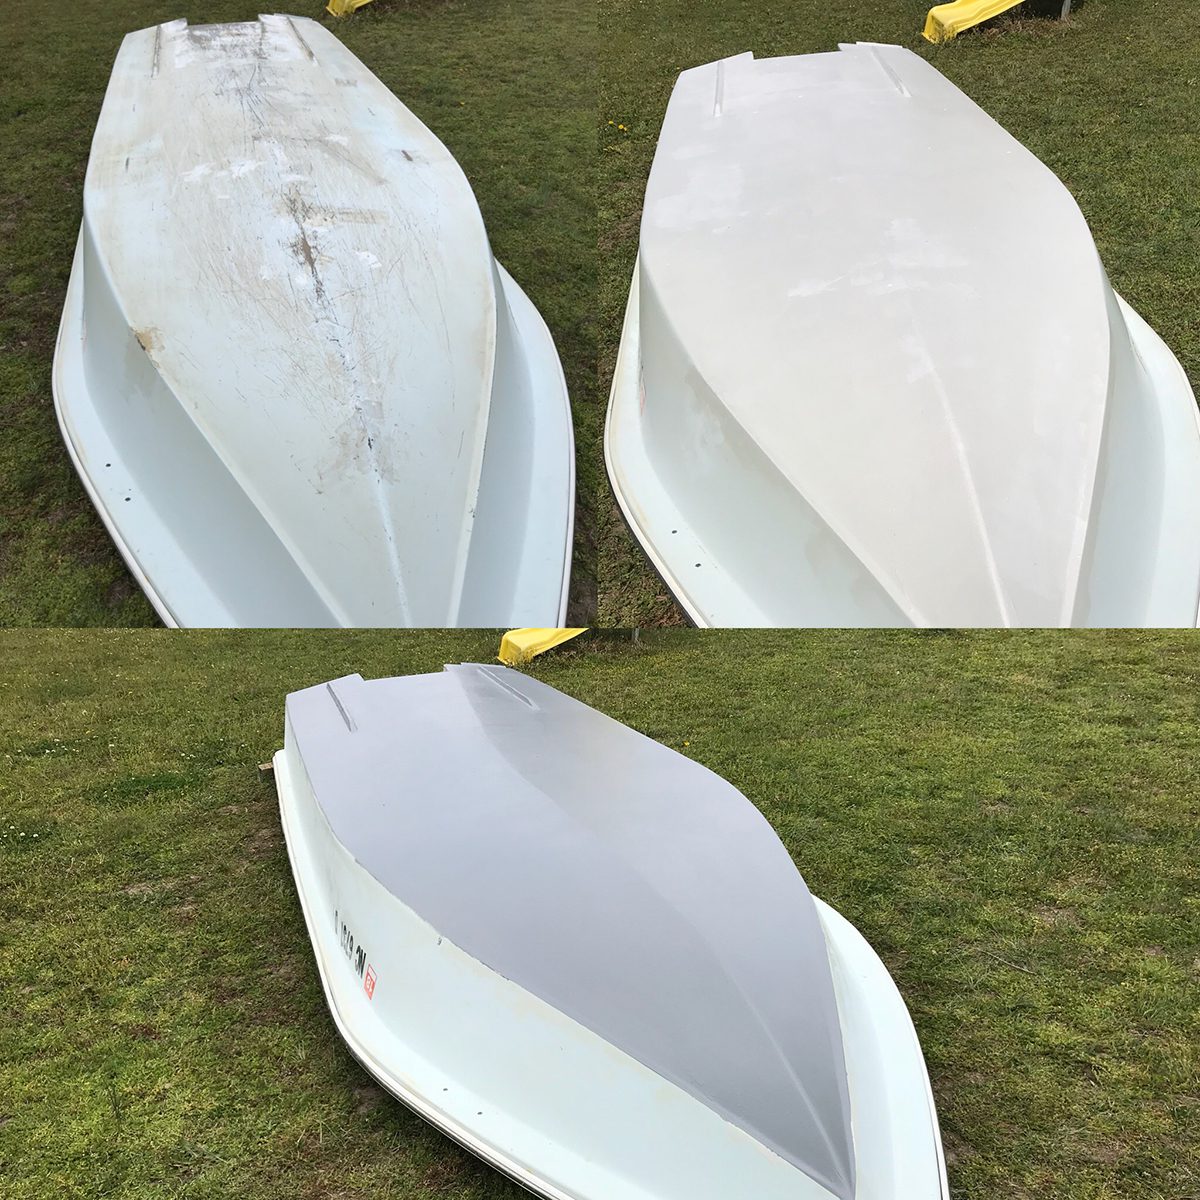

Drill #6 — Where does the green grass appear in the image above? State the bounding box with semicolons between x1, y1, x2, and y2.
597;0;1200;624
0;0;595;624
2;629;1198;1198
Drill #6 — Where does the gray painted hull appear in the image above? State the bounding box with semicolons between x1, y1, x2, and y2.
276;665;949;1199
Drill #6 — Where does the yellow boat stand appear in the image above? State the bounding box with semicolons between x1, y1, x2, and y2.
923;0;1071;43
498;628;589;667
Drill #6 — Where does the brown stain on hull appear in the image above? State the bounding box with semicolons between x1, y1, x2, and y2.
134;327;163;354
284;189;328;303
290;229;326;302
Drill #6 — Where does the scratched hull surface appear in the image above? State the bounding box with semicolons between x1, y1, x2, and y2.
54;16;573;627
275;665;949;1200
606;44;1200;627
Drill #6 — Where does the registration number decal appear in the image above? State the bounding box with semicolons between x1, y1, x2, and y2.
334;908;374;996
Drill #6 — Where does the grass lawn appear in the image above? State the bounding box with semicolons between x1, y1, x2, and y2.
0;0;596;625
2;629;1198;1199
597;0;1200;624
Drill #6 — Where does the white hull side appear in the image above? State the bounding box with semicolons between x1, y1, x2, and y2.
275;726;947;1199
607;264;1200;628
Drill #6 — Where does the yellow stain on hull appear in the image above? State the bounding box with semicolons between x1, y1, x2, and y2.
923;0;1026;42
498;628;588;667
327;0;375;16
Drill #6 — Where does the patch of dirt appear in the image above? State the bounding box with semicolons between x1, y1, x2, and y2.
352;1082;385;1116
1034;904;1081;928
247;824;281;856
1080;1140;1126;1166
106;575;138;609
211;980;244;1007
419;1154;471;1191
567;555;598;625
941;1127;973;1169
121;877;175;896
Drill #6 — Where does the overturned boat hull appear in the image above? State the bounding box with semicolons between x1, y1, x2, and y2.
606;45;1200;627
275;666;949;1199
54;17;574;627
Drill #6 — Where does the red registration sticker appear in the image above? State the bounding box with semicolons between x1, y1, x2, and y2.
364;965;377;999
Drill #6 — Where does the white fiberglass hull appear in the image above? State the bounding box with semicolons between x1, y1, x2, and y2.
606;45;1200;628
275;666;948;1200
54;17;574;627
